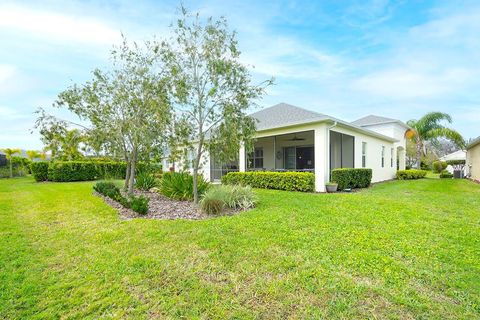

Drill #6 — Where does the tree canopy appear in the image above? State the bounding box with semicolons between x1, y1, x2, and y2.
159;7;272;203
406;112;465;168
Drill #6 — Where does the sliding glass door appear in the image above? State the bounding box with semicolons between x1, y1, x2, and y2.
283;146;314;171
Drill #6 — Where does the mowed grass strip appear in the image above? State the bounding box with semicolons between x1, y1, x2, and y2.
0;177;479;319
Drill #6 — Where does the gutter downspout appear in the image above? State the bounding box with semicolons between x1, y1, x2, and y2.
326;121;338;182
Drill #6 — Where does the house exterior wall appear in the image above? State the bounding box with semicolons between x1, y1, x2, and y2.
359;122;407;170
172;120;402;190
175;144;211;182
467;143;480;181
330;125;398;183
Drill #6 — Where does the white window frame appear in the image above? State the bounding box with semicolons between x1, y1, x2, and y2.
362;142;367;168
391;148;394;167
381;146;385;168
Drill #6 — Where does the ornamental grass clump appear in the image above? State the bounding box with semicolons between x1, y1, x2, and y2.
160;172;209;201
200;185;257;214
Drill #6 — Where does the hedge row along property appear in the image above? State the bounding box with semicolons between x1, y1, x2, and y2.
30;161;138;182
222;168;373;192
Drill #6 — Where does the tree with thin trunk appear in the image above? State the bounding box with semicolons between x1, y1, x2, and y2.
36;36;171;194
406;112;465;168
2;148;21;178
160;7;272;203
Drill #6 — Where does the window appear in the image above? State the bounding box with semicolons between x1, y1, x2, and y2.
247;147;264;169
391;148;394;167
362;142;367;168
381;146;385;168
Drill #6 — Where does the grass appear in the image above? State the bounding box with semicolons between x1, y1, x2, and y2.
1;177;479;319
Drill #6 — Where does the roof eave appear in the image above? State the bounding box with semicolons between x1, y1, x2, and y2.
467;138;480;149
257;118;398;143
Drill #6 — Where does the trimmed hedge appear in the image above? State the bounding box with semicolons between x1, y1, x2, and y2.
39;160;161;183
396;169;428;180
222;171;315;192
48;161;97;182
30;162;49;182
331;168;372;190
36;161;128;182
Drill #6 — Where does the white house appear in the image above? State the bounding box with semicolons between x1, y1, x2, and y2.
176;103;409;192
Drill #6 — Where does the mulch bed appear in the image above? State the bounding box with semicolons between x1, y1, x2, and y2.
95;190;242;220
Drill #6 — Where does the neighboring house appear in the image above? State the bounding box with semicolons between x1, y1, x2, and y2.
466;137;480;181
175;103;409;192
440;150;466;174
0;151;6;167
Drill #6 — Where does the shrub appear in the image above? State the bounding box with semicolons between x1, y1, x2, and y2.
94;181;122;200
128;195;149;215
331;168;372;191
396;169;428;180
30;162;49;182
432;161;447;173
160;172;209;200
48;161;97;182
135;171;158;191
440;170;453;179
222;171;314;192
93;181;149;215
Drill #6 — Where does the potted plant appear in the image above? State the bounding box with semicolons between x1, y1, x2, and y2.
326;182;338;193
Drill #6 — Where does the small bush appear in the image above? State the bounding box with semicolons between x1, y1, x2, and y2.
222;171;314;192
432;161;447;173
94;181;149;215
135;171;158;191
94;181;122;200
440;170;453;179
396;169;428;180
331;168;372;191
128;195;149;215
160;172;209;200
30;162;49;182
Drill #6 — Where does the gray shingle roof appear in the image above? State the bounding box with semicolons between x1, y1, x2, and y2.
249;103;398;142
351;115;400;127
250;103;328;131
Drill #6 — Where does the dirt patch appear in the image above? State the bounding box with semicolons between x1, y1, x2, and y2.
95;190;242;220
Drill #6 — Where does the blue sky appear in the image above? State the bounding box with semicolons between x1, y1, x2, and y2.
1;0;480;149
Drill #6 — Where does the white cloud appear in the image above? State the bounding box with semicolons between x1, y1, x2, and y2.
0;4;122;46
0;64;16;83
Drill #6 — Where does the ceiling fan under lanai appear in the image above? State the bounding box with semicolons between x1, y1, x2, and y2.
287;134;305;141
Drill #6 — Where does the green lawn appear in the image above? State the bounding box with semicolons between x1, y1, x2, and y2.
1;177;479;319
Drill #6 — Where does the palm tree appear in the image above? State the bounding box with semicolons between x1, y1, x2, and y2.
26;150;40;161
406;112;465;168
61;129;84;160
2;148;21;178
